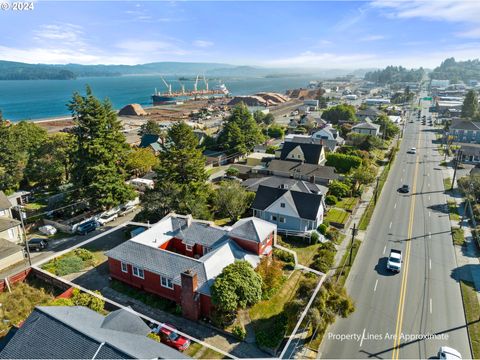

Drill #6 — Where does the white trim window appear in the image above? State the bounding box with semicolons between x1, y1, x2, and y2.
121;262;128;273
279;216;286;223
132;266;144;279
7;228;15;240
185;244;193;252
161;276;173;289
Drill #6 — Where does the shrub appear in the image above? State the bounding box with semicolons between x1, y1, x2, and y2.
70;288;105;312
326;228;340;242
310;243;337;273
318;223;328;235
256;257;284;299
74;248;94;262
55;256;84;276
273;248;295;263
232;324;247;340
328;180;350;198
325;195;338;206
311;232;320;243
147;333;161;342
326;153;362;173
48;298;74;306
226;167;240;177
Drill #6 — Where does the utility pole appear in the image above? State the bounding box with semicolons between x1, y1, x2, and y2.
16;206;31;266
349;223;357;266
451;150;462;191
374;177;380;204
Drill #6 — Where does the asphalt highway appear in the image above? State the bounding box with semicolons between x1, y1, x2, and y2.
319;97;471;359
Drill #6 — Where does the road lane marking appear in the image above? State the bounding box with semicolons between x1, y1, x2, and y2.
392;131;421;360
428;183;430;187
429;232;431;238
394;203;397;209
429;212;431;217
430;298;432;314
360;328;366;347
389;222;392;229
429;258;432;270
429;196;431;201
383;246;387;255
374;279;378;292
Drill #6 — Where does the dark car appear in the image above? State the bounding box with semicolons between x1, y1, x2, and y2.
398;184;410;193
76;220;98;235
27;238;48;252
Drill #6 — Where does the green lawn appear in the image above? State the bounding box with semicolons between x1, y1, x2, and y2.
184;342;224;359
443;177;452;191
335;197;358;212
460;281;480;359
325;208;349;226
206;165;228;176
452;227;465;246
250;270;303;349
447;200;460;221
277;235;321;267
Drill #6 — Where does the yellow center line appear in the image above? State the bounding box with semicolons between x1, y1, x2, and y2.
392;124;422;359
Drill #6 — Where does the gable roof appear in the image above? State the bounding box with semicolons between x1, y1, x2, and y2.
352;122;381;130
0;192;11;211
252;185;323;221
356;107;382;117
242;176;326;194
139;134;160;149
0;306;187;359
280;142;324;164
0;238;23;259
0;217;20;233
450;120;480;131
267;160;339;180
174;221;229;247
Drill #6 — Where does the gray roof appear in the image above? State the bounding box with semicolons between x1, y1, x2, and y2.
106;240;207;287
242;176;326;194
0;238;23;259
458;143;480;156
174;221;229;247
267;160;339;180
229;217;276;243
252;185;323;221
352;122;381;130
0;217;20;233
450;120;480;131
356;107;382;117
0;306;188;359
0;192;11;210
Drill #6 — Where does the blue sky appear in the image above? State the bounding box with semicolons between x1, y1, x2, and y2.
1;1;480;68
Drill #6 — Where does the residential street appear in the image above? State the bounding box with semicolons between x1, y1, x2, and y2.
319;98;472;359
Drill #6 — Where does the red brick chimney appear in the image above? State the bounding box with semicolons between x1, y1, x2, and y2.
181;269;200;320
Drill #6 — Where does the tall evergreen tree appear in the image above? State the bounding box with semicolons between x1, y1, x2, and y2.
461;90;479;119
68;86;135;209
218;103;265;155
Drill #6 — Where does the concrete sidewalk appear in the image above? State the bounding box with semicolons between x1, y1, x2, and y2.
443;164;480;300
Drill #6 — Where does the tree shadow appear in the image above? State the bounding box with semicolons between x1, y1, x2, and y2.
427;203;449;215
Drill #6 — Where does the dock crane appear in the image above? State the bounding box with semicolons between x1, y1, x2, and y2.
160;76;172;95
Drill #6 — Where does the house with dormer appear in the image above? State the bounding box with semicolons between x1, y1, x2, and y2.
106;214;276;320
251;184;325;233
278;141;326;165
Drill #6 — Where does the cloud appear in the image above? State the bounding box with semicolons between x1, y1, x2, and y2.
371;0;480;38
334;7;369;32
116;40;188;55
360;34;386;42
193;40;214;48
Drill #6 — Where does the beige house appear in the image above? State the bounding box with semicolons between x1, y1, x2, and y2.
0;191;22;244
0;238;24;270
246;152;275;167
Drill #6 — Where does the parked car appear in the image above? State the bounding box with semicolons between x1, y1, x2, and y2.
76;219;98;235
38;225;57;236
153;324;190;351
27;238;48;252
118;205;136;217
438;346;462;359
398;184;410;193
407;147;416;154
97;212;118;226
222;175;242;182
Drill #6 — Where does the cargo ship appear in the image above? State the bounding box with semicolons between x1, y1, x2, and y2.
152;74;229;105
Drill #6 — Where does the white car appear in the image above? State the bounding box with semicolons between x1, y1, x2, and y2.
407;147;416;154
438;346;462;359
97;212;118;226
38;225;57;236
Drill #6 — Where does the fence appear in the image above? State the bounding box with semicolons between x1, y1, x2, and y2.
0;268;32;292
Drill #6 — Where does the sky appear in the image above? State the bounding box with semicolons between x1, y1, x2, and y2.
1;0;480;69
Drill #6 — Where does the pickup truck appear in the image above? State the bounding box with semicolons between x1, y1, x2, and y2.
387;249;402;272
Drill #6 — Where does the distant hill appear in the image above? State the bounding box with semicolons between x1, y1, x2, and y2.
364;65;425;85
430;57;480;83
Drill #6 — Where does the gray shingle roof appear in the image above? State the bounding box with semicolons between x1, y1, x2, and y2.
0;217;20;233
267;160;339;180
0;192;11;210
174;222;229;247
280;142;324;164
352;122;381;130
0;238;23;259
450;120;480;131
242;176;326;194
252;185;323;221
0;306;188;359
229;217;276;243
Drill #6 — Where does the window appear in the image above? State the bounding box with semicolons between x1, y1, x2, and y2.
279;216;286;223
121;262;128;273
186;244;193;252
161;276;173;289
7;228;15;240
271;215;277;221
280;203;285;208
132;266;144;279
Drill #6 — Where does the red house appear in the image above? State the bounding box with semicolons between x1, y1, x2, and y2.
106;214;276;320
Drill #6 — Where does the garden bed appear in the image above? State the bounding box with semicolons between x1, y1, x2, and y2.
277;235;320;267
325;208;349;227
